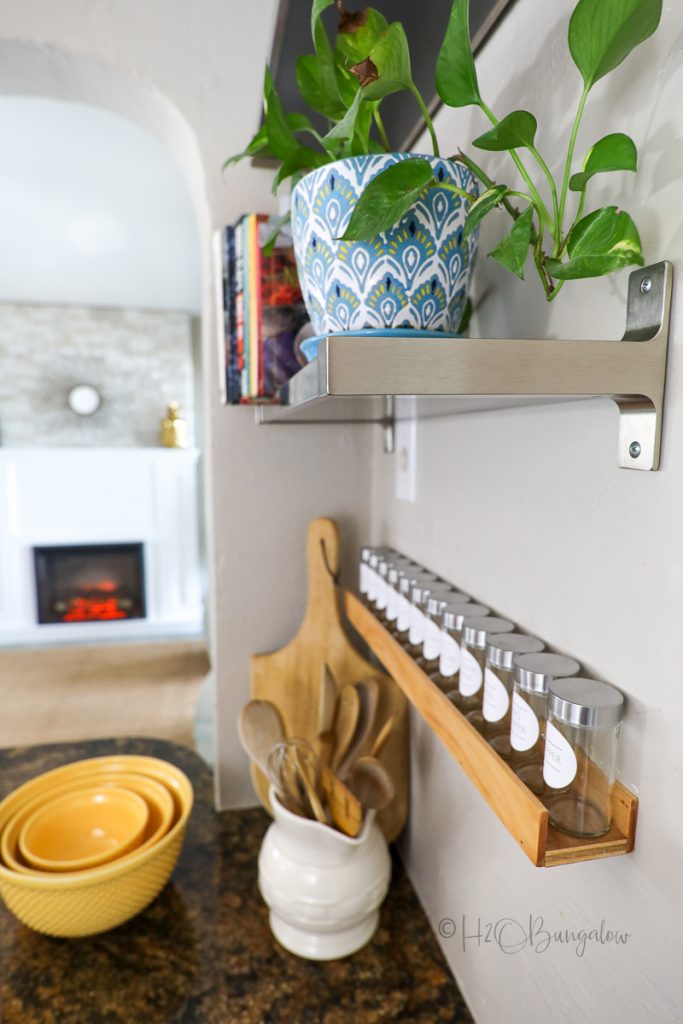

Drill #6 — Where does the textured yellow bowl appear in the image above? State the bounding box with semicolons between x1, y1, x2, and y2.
19;785;149;872
0;756;193;937
2;771;175;877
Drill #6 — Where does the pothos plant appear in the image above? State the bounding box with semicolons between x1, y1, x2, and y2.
227;0;662;301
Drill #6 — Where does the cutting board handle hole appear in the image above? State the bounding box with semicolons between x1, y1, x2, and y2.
320;539;341;586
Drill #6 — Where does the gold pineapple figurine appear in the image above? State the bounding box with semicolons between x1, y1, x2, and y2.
160;401;189;448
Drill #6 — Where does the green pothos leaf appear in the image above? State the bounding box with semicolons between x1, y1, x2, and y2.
463;184;509;240
473;110;538;152
545;206;644;279
436;0;481;108
341;158;435;241
488;206;535;279
569;132;637;191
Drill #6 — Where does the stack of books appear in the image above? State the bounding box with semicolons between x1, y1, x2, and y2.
217;214;309;404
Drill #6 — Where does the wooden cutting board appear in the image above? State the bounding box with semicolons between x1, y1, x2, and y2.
249;517;409;842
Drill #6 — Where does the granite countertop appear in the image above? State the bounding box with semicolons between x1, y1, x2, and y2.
0;738;473;1024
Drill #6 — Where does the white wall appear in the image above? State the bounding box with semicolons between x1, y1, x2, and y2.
0;2;371;803
370;2;683;1022
0;97;201;312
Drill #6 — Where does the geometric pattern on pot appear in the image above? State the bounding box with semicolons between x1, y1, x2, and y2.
291;154;479;336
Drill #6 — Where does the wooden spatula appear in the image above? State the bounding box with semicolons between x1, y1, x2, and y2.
331;683;361;772
336;678;379;777
321;764;364;838
315;663;338;766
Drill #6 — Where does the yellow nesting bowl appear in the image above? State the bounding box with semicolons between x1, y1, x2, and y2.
19;785;149;872
1;772;175;877
0;755;193;937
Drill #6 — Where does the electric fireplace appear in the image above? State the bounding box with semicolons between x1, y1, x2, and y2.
33;544;146;625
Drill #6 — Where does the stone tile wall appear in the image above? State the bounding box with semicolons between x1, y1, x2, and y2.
0;304;196;447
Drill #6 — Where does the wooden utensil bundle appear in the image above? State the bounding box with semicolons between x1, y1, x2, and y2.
249;517;408;842
239;677;397;837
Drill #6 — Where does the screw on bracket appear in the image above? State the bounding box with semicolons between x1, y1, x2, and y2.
640;277;652;294
629;441;642;459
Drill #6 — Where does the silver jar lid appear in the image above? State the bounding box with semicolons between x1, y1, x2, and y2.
411;579;453;606
368;550;390;569
486;633;544;670
548;677;624;728
463;616;515;649
426;594;454;617
379;555;415;577
427;590;469;617
513;653;581;694
399;571;437;596
443;602;488;631
388;565;414;586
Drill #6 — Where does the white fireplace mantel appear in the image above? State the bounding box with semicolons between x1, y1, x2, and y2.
0;448;203;645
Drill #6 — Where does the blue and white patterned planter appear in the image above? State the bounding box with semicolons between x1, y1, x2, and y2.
290;154;479;336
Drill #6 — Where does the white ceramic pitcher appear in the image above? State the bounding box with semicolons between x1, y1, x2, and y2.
258;787;391;960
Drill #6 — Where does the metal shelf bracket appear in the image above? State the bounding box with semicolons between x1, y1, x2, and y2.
255;262;673;471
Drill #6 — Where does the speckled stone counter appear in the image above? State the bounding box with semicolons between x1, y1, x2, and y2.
0;738;473;1024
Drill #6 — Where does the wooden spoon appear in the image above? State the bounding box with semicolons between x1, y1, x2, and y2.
315;663;338;766
237;700;285;774
337;678;379;777
331;683;361;772
370;710;399;760
346;756;395;811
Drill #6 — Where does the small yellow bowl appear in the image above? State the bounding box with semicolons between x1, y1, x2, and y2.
18;785;149;873
1;772;175;877
0;755;193;937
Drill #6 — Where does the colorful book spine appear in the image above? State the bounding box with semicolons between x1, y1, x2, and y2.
248;214;260;400
234;216;246;403
223;225;241;404
219;211;309;403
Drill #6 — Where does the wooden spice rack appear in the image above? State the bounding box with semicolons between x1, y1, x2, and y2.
343;589;638;868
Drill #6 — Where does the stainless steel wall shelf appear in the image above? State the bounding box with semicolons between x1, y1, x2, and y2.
256;262;673;470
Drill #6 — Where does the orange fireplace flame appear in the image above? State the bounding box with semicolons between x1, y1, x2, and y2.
61;581;128;621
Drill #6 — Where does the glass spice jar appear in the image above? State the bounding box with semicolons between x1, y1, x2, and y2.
387;565;419;626
468;633;545;742
359;546;377;606
543;677;624;838
404;580;455;657
419;591;471;674
458;617;515;718
364;549;391;611
375;556;415;624
433;602;491;696
393;572;437;643
506;652;581;794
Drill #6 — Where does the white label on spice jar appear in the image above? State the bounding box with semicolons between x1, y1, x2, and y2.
375;577;388;610
459;648;483;697
396;594;412;632
543;721;578;789
408;605;427;645
439;633;460;677
385;588;399;621
482;668;509;722
359;563;370;595
510;692;540;751
367;568;379;602
423;618;442;660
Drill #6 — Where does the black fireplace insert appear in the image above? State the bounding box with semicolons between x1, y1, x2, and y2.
33;543;146;625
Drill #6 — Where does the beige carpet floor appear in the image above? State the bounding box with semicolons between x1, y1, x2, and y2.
0;640;211;750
